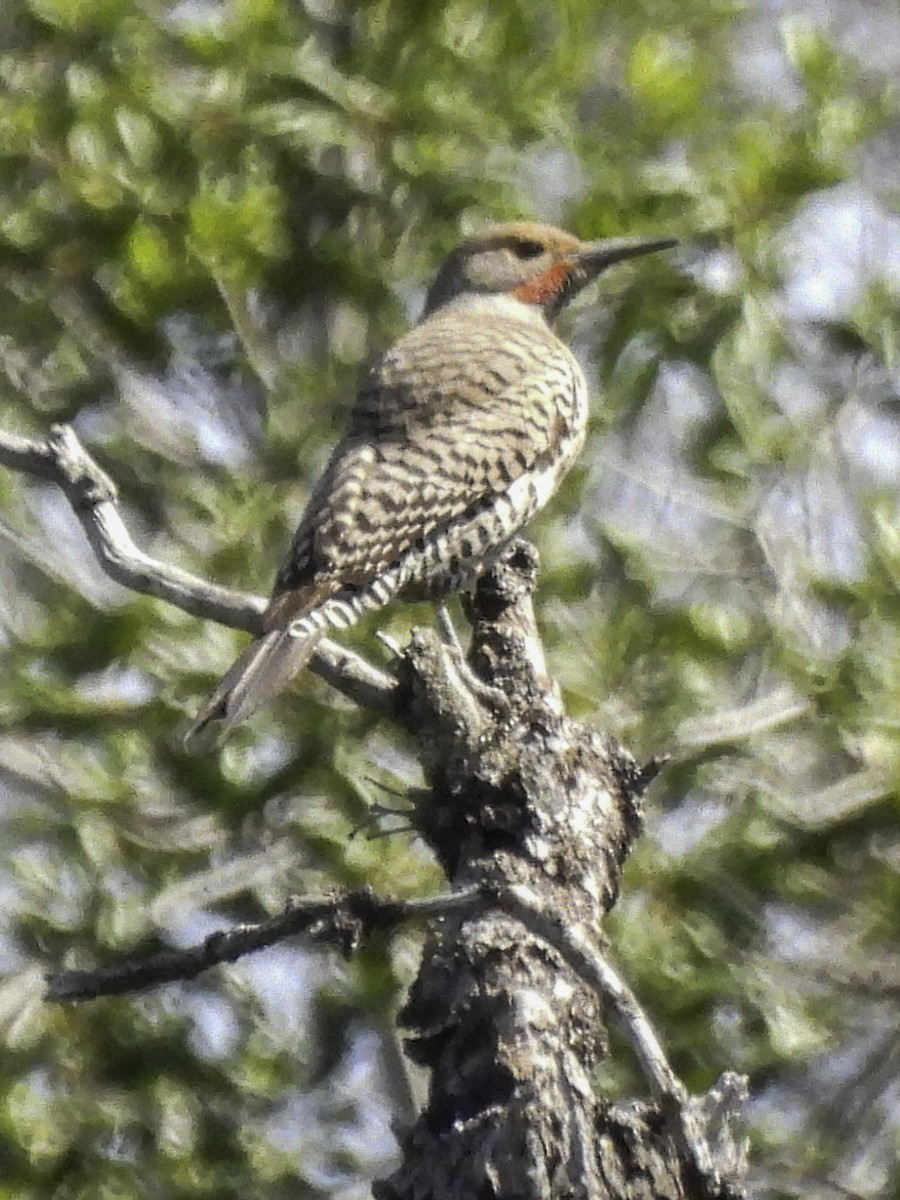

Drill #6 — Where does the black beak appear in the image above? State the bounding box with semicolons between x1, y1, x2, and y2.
577;235;678;276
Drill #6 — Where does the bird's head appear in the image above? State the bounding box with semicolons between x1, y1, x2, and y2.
423;221;676;320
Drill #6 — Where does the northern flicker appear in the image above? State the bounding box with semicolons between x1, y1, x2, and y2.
184;221;675;747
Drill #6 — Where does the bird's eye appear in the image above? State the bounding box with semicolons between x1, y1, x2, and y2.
513;240;545;259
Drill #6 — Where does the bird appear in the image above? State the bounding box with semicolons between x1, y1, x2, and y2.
183;221;676;748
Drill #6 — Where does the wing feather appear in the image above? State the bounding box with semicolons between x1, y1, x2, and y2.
266;308;578;624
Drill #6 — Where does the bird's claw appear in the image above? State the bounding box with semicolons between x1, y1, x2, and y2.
375;629;404;658
434;605;511;717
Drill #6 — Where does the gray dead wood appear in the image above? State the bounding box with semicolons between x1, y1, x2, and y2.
376;542;748;1200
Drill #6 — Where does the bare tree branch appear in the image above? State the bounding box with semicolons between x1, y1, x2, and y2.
0;424;262;626
46;861;748;1200
496;881;748;1200
496;881;684;1102
0;422;397;713
45;885;482;1003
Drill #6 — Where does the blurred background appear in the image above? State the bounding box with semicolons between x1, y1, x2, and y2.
0;0;898;1196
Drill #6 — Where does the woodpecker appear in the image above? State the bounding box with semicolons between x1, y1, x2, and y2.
184;221;675;747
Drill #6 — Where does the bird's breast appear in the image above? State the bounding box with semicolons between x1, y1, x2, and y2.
366;306;586;429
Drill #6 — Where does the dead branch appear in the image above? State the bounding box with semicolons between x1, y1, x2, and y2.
45;886;481;1003
0;422;396;713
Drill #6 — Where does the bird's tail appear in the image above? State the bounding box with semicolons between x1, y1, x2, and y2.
181;625;326;752
183;560;414;752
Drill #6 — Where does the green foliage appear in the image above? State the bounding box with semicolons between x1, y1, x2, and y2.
1;0;899;1197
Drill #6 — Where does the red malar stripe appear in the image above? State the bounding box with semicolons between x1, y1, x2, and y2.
511;261;572;305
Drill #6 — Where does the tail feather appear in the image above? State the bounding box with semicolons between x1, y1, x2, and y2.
182;626;326;752
182;551;412;752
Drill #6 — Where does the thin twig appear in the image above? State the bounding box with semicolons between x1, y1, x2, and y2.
0;423;397;713
209;267;281;391
46;885;482;1003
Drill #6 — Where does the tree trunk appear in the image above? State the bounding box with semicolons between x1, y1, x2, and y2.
376;541;748;1200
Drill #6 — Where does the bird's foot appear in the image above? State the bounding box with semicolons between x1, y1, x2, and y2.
345;776;413;841
375;629;404;659
434;603;511;717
